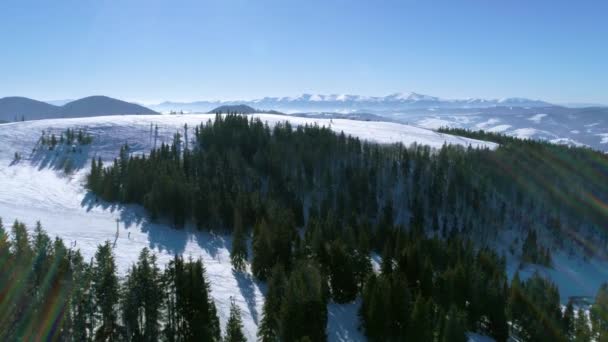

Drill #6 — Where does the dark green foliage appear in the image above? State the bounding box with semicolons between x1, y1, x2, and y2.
591;283;608;340
224;299;247;342
574;308;591;342
163;255;221;342
508;272;567;342
78;118;608;341
327;240;358;303
230;209;248;272
92;241;121;340
258;264;287;342
441;306;468;342
39;128;93;149
360;272;411;341
278;262;327;342
121;247;163;341
521;229;551;266
0;218;224;342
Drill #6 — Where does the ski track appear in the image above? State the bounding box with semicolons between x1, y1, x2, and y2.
0;114;495;341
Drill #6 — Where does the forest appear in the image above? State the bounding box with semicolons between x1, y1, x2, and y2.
5;114;608;340
1;218;607;341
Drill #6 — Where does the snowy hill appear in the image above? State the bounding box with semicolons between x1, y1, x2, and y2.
0;114;496;341
0;95;158;122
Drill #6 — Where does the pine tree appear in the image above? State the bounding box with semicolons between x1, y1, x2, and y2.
574;308;591;342
279;262;326;342
258;264;286;342
562;301;575;339
408;294;434;342
164;256;221;341
441;306;467;342
92;241;120;340
224;298;247;342
327;240;358;303
121;248;163;341
591;283;608;340
231;209;248;272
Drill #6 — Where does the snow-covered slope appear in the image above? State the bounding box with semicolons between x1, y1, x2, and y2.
0;114;494;341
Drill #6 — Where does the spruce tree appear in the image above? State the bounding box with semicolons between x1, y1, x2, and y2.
441;306;467;342
224;298;247;342
231;209;248;272
279;262;326;342
92;241;120;341
591;283;608;340
258;264;286;342
121;248;163;341
574;308;591;342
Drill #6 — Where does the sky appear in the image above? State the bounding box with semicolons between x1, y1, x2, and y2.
0;0;607;104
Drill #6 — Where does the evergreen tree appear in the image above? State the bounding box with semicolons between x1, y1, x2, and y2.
258;264;286;342
279;262;327;342
224;298;247;342
327;240;358;303
591;283;608;340
562;301;575;339
92;241;121;340
441;306;467;342
231;209;248;272
574;308;591;342
121;248;163;341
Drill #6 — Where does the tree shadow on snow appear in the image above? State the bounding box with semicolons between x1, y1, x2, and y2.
233;269;260;325
80;191;189;256
29;144;91;173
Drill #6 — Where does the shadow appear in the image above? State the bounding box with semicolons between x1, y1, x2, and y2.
80;191;189;256
29;143;91;173
233;269;260;324
195;229;229;260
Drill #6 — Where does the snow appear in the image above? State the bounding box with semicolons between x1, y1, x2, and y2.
509;128;538;139
487;124;512;133
466;332;496;342
597;133;608;144
507;251;608;303
327;300;366;341
415;117;454;130
549;138;588;147
528;113;547;123
0;114;496;341
475;118;501;129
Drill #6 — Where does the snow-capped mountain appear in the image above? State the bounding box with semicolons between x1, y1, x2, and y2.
149;92;554;113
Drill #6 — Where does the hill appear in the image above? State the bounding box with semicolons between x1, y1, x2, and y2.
59;96;157;117
0;96;59;121
210;104;284;115
0;95;157;121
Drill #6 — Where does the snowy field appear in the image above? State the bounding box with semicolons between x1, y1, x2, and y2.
0;114;495;341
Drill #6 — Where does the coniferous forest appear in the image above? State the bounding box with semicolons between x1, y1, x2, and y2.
3;114;608;341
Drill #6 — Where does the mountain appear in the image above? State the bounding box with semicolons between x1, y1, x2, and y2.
209;104;284;115
149;92;555;113
0;95;157;122
210;104;259;114
0;97;59;121
59;96;157;117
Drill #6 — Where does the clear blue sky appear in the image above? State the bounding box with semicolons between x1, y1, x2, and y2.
1;0;607;104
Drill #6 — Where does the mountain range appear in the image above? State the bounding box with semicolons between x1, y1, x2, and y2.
0;96;157;122
150;92;555;113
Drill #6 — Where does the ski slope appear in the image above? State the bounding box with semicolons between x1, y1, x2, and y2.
0;114;495;341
